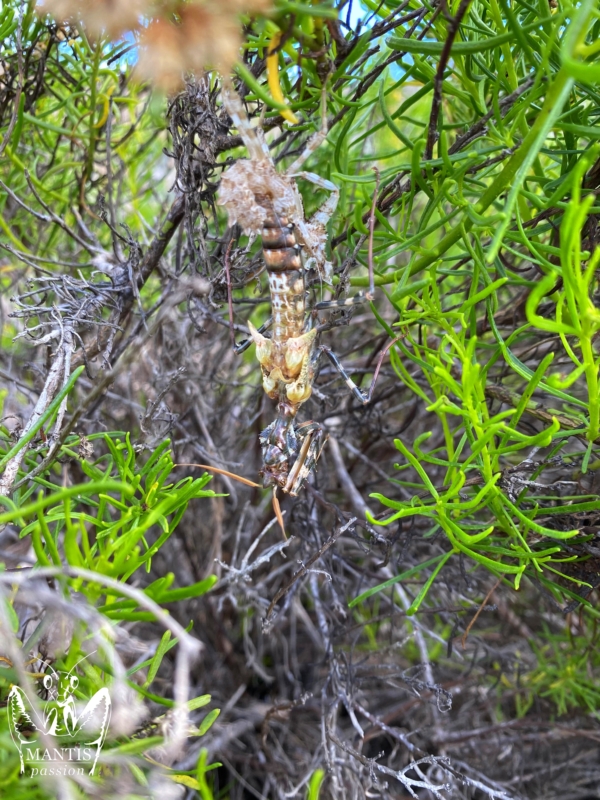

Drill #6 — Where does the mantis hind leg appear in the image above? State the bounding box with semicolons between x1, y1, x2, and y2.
318;337;401;406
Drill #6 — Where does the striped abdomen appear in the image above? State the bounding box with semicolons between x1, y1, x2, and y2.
262;216;306;344
251;211;315;407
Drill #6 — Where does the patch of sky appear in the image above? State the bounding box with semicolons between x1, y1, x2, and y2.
104;31;138;68
345;1;411;81
50;24;137;70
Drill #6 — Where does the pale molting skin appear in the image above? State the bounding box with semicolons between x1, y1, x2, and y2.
217;79;338;282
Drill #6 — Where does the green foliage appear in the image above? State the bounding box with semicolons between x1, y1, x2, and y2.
0;434;216;588
196;748;223;800
0;437;218;794
526;147;600;440
1;20;164;256
306;768;325;800
0;364;218;790
355;165;600;611
502;627;600;718
528;632;600;716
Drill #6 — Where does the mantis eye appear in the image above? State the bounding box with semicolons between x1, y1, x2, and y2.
70;676;79;690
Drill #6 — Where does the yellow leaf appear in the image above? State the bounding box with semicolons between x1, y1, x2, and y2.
267;32;299;125
167;774;201;790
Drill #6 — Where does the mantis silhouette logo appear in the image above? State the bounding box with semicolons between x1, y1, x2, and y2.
7;655;111;777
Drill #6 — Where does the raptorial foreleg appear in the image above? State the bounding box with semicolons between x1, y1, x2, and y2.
284;421;329;495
